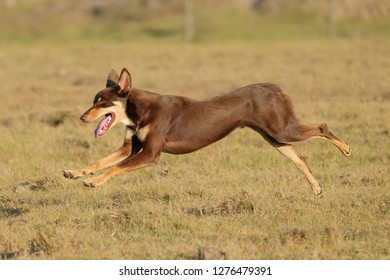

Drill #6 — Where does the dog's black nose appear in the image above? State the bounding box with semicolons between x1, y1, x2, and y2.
80;115;87;122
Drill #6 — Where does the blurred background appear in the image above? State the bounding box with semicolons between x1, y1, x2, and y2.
1;0;389;44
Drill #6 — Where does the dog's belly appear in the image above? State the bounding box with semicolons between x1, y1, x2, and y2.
162;124;239;155
162;140;210;154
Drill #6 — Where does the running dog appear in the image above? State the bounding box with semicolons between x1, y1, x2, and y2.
63;68;351;195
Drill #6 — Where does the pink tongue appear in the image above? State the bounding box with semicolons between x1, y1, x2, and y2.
94;115;111;138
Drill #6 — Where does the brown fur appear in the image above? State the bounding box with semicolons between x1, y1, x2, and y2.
63;68;351;195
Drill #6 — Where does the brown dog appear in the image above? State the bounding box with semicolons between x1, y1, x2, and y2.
63;68;351;195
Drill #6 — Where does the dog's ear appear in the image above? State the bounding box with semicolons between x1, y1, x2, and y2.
106;68;119;88
117;68;132;97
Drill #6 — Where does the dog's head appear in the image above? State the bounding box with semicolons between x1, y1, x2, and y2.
80;68;134;138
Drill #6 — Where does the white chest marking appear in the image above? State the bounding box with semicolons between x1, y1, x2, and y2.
137;126;151;142
112;100;136;127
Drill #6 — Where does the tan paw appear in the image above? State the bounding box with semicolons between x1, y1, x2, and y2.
342;144;352;157
63;169;84;179
311;183;322;196
83;178;100;188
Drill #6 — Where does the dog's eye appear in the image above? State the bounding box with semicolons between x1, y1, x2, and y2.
94;97;106;105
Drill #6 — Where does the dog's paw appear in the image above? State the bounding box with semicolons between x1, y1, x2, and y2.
63;170;84;179
342;144;352;157
83;178;99;188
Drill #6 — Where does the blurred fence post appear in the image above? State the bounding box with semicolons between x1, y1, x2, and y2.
327;0;335;37
185;0;194;42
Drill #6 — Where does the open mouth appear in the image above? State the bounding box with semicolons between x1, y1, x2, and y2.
94;113;116;138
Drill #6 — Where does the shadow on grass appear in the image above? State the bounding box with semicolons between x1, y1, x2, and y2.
0;251;19;260
0;208;22;218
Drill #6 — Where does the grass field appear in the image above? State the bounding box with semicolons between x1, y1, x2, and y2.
0;38;389;259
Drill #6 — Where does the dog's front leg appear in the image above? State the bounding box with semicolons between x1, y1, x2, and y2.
63;128;141;179
82;143;161;187
63;144;132;179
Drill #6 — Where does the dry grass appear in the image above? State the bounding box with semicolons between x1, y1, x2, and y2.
0;39;389;259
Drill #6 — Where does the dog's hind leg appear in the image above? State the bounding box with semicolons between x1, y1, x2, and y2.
275;144;322;195
277;123;351;157
251;100;351;157
255;129;322;195
305;123;351;157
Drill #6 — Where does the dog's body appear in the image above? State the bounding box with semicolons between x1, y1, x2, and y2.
63;68;351;195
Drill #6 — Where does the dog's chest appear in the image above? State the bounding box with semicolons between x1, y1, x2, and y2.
136;125;151;142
